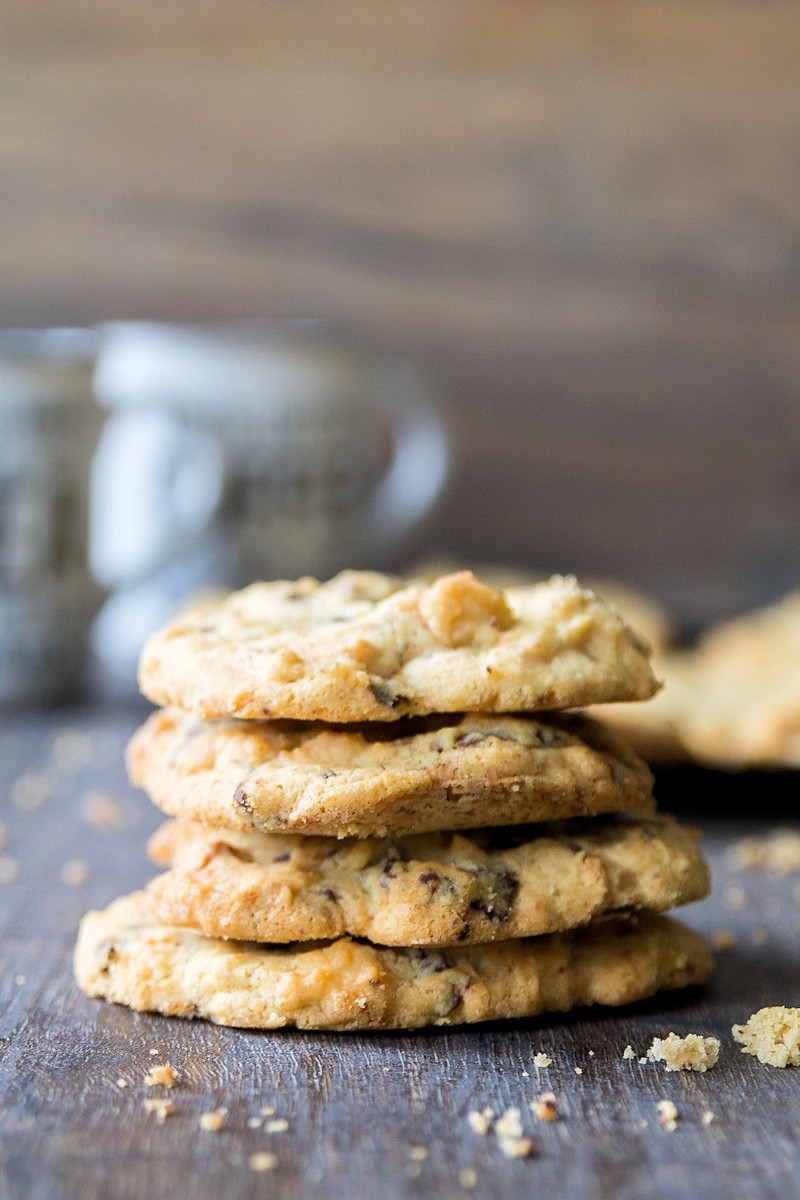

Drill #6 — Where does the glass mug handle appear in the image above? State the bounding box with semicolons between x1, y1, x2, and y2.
357;360;449;552
89;407;225;589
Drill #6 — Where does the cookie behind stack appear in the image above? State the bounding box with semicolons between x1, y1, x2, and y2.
75;571;712;1030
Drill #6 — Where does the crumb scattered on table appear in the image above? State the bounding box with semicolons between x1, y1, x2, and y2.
647;1033;720;1073
80;790;127;830
533;1052;552;1069
574;1067;583;1076
733;1007;800;1067
656;1100;679;1131
494;1108;523;1139
61;859;89;886
497;1136;535;1158
467;1110;490;1135
459;1169;477;1188
199;1108;227;1132
249;1152;277;1173
408;1147;428;1161
732;830;800;874
622;1045;636;1060
723;886;747;910
531;1092;558;1121
701;1110;715;1126
0;856;19;884
144;1099;174;1122
52;730;94;771
145;1063;177;1088
265;1118;288;1134
712;931;737;951
11;773;50;812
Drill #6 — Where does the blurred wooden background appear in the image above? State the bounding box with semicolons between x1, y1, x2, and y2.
1;1;798;626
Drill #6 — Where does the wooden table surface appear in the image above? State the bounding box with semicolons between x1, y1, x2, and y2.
1;704;799;1200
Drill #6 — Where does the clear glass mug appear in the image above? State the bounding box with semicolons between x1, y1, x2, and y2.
90;322;450;686
0;329;102;703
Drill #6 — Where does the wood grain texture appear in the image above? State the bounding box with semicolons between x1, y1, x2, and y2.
0;2;799;623
1;705;800;1199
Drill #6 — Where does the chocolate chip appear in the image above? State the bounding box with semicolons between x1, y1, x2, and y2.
408;948;449;975
369;680;404;709
418;869;441;888
320;888;339;903
96;941;118;974
467;869;518;922
322;770;337;779
233;787;253;815
273;852;291;863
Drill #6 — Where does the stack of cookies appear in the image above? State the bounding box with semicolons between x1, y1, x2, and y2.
75;571;712;1031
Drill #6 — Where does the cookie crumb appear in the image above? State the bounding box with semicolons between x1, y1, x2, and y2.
11;773;50;812
712;930;737;951
459;1169;477;1188
732;830;800;874
15;975;26;986
145;1063;177;1088
467;1111;490;1135
260;1105;275;1116
494;1108;523;1139
723;886;747;910
143;1099;174;1122
408;1147;428;1161
249;1152;277;1173
521;1070;529;1078
116;1078;128;1089
80;790;127;830
533;1052;552;1069
647;1033;720;1073
265;1118;289;1134
638;1057;647;1065
574;1067;583;1076
52;730;94;771
732;1007;800;1067
61;859;89;886
531;1092;558;1121
622;1045;636;1060
199;1108;227;1131
656;1100;679;1130
247;1117;262;1129
0;856;19;883
497;1136;536;1159
701;1110;715;1126
149;1049;160;1056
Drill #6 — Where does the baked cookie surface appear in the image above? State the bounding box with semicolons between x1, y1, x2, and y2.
146;813;710;946
137;571;658;722
128;709;655;838
603;592;800;769
74;892;712;1031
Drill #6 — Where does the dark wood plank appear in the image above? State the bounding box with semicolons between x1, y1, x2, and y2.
2;706;800;1199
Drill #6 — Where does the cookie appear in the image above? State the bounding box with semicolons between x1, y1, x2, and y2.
603;592;800;769
74;892;712;1031
146;813;710;946
138;571;658;722
127;709;655;839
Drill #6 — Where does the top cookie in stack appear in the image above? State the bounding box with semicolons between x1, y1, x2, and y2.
75;571;712;1032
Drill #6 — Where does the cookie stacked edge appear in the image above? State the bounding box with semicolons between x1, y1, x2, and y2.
75;570;712;1031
